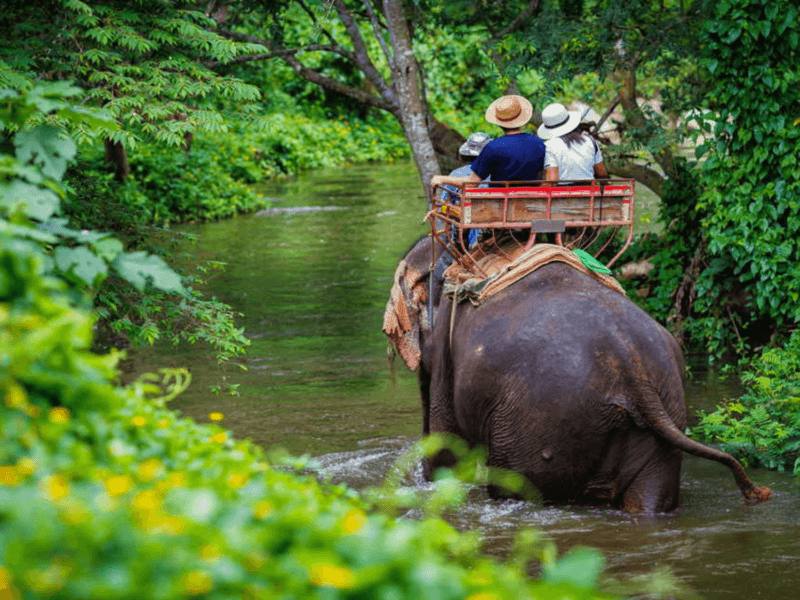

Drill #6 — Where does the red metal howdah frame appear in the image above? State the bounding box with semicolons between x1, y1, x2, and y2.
428;179;635;275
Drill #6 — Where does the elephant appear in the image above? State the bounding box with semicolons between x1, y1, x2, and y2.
383;235;772;513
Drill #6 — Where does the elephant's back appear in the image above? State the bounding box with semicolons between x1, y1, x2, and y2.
450;262;682;401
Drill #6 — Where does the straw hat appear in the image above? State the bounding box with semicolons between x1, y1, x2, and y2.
537;103;582;139
485;95;533;129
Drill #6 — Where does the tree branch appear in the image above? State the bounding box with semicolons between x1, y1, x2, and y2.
595;95;620;136
607;158;665;197
617;65;678;180
331;0;397;106
361;0;394;70
214;29;395;114
491;0;542;40
296;0;338;46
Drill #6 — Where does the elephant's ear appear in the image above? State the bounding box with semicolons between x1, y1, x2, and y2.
382;256;431;371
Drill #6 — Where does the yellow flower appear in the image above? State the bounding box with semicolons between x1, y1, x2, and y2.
210;432;227;444
40;475;70;501
132;490;161;511
4;385;27;410
466;594;500;600
136;458;163;482
226;473;248;489
104;475;133;497
309;563;355;589
131;416;147;427
135;509;186;536
341;509;366;534
209;412;224;422
16;458;36;476
156;515;186;536
157;419;170;429
48;407;70;423
199;544;222;562
0;566;21;600
25;405;40;418
166;472;187;488
253;500;273;519
0;466;20;487
181;570;213;595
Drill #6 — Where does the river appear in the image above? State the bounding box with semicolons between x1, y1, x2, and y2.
127;161;800;600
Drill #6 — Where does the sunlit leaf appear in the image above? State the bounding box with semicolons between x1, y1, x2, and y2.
0;180;60;221
15;125;77;180
55;245;108;286
114;250;187;296
543;547;606;589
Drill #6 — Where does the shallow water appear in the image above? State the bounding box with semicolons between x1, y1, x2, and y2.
128;161;800;599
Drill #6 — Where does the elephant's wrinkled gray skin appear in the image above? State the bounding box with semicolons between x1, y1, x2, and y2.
388;236;771;513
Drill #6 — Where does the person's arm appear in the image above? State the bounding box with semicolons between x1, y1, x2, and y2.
544;167;559;181
430;171;481;189
593;162;608;179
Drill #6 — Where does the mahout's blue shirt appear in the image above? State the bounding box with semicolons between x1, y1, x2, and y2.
470;133;546;182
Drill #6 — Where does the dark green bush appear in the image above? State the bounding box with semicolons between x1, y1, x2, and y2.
692;331;800;474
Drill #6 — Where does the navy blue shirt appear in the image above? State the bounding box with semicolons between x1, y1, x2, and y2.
470;133;546;182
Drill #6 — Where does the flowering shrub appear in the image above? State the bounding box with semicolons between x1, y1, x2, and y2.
0;241;615;600
0;82;616;600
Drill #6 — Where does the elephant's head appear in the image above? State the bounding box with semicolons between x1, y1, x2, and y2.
382;236;442;371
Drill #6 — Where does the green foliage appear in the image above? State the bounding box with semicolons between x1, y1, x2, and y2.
121;141;265;225
693;0;800;347
0;0;264;150
692;330;800;474
623;0;800;358
94;261;250;365
625;158;701;311
1;85;188;301
0;183;618;599
2;83;255;381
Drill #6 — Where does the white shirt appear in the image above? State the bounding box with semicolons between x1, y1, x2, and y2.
543;135;603;180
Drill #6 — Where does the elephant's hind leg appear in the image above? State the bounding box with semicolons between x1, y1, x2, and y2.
622;445;682;513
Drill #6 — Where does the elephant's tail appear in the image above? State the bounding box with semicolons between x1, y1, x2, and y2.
637;386;772;503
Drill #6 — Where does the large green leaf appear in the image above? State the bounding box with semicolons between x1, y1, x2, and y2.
92;237;125;262
114;251;187;296
40;218;109;243
55;245;108;286
0;218;58;243
58;105;119;131
15;124;77;180
543;547;606;590
0;180;60;221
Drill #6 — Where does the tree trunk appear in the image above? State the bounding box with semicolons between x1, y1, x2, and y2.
429;118;467;173
104;138;130;182
617;66;678;185
383;0;440;196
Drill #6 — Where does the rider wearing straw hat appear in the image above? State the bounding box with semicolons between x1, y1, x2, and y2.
538;102;608;181
430;95;545;190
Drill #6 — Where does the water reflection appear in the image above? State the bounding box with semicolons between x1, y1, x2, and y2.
128;161;799;600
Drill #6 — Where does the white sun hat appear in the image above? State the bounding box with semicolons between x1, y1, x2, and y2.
537;102;582;139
